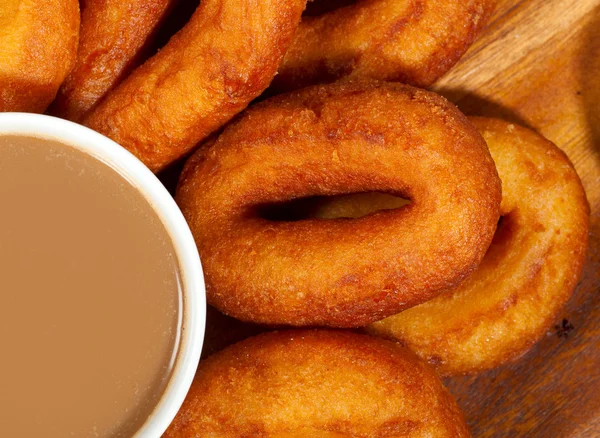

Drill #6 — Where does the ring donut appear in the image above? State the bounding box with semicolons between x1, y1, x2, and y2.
271;0;496;92
176;80;501;327
0;0;79;113
49;0;177;122
164;330;471;437
367;117;590;375
311;118;590;375
83;0;306;172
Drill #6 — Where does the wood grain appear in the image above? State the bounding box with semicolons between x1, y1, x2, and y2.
435;1;600;436
194;1;600;436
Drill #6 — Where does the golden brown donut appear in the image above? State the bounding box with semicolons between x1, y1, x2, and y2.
83;0;306;173
0;0;79;113
271;0;496;92
176;80;501;327
311;118;590;375
164;330;471;437
48;0;177;122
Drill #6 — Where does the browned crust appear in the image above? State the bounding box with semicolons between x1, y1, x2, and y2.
176;80;501;327
271;0;497;92
48;0;177;122
164;330;471;437
0;0;79;113
82;0;306;173
365;117;590;376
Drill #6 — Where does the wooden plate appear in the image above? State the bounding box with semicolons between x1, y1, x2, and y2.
197;1;600;435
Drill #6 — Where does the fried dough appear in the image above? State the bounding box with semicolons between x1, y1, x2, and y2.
83;0;306;172
165;330;471;437
49;0;177;121
176;80;501;327
0;0;79;112
272;0;496;92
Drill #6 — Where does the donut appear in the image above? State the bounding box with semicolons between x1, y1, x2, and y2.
176;80;502;327
0;0;79;113
82;0;306;173
310;118;590;375
271;0;496;93
164;330;471;437
49;0;177;122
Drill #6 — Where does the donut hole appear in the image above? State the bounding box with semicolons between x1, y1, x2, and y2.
303;0;358;16
477;213;518;269
153;0;201;51
257;192;411;221
491;214;515;247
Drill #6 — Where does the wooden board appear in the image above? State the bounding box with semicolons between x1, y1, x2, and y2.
196;1;600;436
434;0;600;436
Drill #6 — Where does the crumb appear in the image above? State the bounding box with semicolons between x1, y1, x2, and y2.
555;318;574;338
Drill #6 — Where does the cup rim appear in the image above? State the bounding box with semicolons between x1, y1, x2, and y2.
0;113;206;437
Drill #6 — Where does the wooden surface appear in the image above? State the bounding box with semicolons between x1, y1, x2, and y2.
434;0;600;436
194;1;600;436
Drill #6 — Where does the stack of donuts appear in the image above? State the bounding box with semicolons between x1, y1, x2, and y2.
2;0;590;436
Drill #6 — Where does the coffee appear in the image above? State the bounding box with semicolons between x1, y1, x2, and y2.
0;135;182;437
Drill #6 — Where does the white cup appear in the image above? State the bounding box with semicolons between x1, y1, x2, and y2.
0;113;206;437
